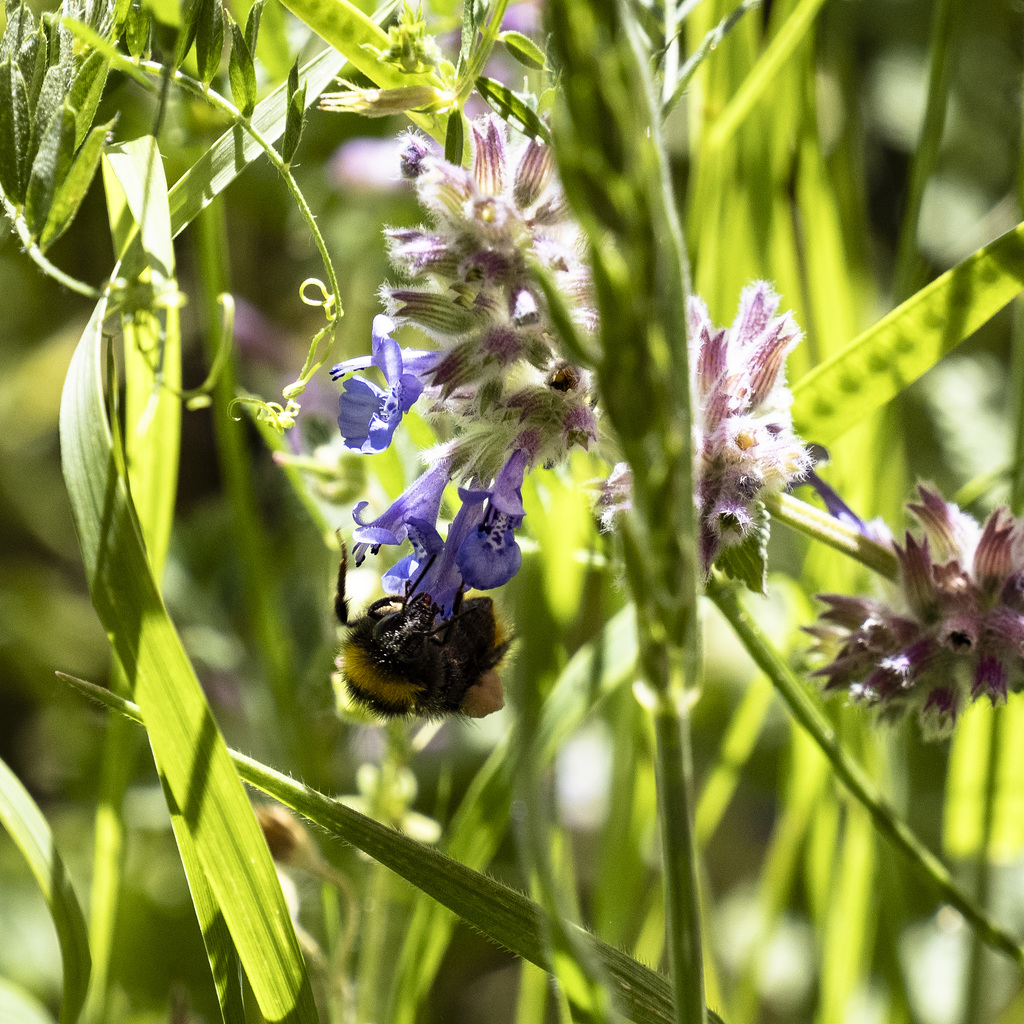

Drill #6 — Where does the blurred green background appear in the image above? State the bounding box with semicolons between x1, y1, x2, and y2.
2;0;1024;1022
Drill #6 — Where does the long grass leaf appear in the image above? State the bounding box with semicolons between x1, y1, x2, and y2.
59;298;320;1023
792;221;1024;444
65;677;728;1024
0;755;91;1024
706;0;828;151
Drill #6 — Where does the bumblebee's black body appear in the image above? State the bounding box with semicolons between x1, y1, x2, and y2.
335;550;510;718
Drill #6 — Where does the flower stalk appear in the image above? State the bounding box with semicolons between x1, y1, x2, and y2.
707;575;1024;970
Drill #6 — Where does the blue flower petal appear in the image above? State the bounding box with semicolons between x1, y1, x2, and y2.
337;376;384;449
456;511;523;590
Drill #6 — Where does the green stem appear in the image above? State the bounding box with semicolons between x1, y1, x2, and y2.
459;0;511;103
137;59;343;381
63;671;729;1024
764;490;899;581
891;0;960;303
963;707;1003;1024
651;695;705;1024
706;577;1024;973
193;202;311;775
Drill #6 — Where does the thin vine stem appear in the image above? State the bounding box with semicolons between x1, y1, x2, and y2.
706;575;1024;973
135;59;344;381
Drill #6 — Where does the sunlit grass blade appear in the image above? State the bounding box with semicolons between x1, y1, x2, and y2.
391;603;638;1024
817;791;877;1024
64;675;729;1024
0;755;91;1024
705;0;829;152
59;299;320;1023
944;701;1024;861
792;221;1024;444
694;673;774;846
729;727;828;1022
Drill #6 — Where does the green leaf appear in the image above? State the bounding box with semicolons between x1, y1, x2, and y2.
281;61;306;164
475;75;550;144
68;49;108;149
31;61;71;167
58;299;320;1023
716;502;770;595
244;0;264;58
38;118;110;252
102;136;174;276
167;45;349;236
24;99;76;235
195;0;225;87
124;0;152;59
0;58;30;201
499;30;546;70
0;754;91;1024
1;1;37;64
443;107;463;164
173;0;202;67
66;679;728;1024
792;221;1024;444
227;15;256;117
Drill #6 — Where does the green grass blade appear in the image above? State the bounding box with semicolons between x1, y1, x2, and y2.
59;298;320;1024
0;755;91;1024
390;603;639;1024
792;221;1024;444
66;678;729;1024
707;577;1024;971
706;0;828;152
945;701;1024;860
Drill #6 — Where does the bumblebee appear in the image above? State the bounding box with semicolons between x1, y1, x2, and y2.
334;546;510;719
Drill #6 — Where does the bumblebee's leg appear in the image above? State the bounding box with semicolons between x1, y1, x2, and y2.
433;586;466;644
335;540;350;625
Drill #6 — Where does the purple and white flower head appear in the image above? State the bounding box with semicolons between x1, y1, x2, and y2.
368;114;596;483
328;116;598;627
690;282;812;577
807;485;1024;740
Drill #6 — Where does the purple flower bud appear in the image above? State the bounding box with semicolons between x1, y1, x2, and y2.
398;132;435;179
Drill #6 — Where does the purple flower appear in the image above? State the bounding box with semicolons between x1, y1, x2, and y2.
331;315;439;453
690;282;811;578
455;450;527;591
350;462;449;566
807;485;1024;740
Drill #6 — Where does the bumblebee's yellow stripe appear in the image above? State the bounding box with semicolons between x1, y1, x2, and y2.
342;640;424;704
